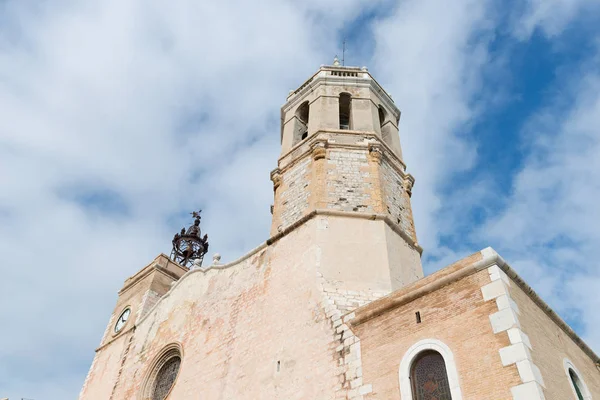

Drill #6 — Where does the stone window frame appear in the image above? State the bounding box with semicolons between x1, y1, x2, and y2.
563;358;593;400
399;338;463;400
140;342;183;400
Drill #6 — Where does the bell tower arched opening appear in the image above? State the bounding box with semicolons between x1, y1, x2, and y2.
292;101;310;145
339;92;352;130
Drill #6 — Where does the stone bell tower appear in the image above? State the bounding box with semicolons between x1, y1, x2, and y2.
270;58;423;295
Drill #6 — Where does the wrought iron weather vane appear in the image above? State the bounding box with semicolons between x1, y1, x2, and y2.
170;210;209;268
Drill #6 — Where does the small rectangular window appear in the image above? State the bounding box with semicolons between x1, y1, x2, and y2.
416;311;421;324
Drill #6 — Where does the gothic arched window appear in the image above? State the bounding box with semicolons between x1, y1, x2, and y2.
339;93;352;130
410;351;453;400
569;369;585;400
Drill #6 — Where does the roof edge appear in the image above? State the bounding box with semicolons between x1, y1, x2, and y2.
487;247;600;365
348;247;600;365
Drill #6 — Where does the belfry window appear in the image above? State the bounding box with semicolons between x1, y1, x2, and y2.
379;104;392;147
339;93;352;130
569;369;585;400
294;101;309;144
378;105;386;128
410;351;452;400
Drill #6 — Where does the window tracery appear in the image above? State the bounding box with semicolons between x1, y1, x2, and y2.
141;343;183;400
152;356;181;400
411;351;452;400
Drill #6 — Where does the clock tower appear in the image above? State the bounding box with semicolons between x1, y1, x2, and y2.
81;254;187;399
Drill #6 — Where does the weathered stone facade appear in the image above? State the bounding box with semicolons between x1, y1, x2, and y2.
80;63;599;400
326;149;372;213
276;156;311;229
380;158;416;241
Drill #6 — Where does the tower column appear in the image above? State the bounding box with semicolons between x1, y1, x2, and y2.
367;143;386;214
308;140;327;211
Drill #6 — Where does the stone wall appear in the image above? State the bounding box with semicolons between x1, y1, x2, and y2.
277;156;311;230
350;257;522;400
79;333;131;400
326;149;373;213
81;221;352;400
511;281;600;399
380;158;415;241
321;284;387;315
79;256;187;399
272;132;418;250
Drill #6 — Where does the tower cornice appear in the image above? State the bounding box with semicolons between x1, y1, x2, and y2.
275;130;408;174
283;66;400;117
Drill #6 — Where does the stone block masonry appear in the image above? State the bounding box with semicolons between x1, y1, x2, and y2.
81;223;349;400
380;158;415;241
81;61;600;400
349;252;524;399
271;132;419;250
317;270;379;400
326;149;373;213
278;157;311;230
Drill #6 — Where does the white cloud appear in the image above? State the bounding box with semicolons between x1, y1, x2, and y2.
511;0;599;39
0;1;373;397
480;49;600;348
370;0;496;262
1;0;599;398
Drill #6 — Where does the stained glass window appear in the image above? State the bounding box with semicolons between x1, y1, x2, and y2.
152;356;181;400
569;369;585;400
411;351;452;400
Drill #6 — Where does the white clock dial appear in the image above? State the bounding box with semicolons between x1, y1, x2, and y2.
114;307;131;333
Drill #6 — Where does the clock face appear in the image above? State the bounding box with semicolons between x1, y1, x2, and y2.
114;307;131;333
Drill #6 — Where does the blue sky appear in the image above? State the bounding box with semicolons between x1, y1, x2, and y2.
1;0;600;398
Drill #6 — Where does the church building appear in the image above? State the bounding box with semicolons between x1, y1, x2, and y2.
79;60;600;400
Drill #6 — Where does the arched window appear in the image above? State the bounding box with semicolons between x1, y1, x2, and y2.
411;351;453;400
142;344;183;400
564;358;592;400
378;105;387;128
378;104;392;147
399;339;463;400
153;355;181;399
569;369;585;400
294;101;309;144
339;93;352;130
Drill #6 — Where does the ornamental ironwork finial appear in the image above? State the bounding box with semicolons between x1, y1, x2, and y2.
170;210;209;268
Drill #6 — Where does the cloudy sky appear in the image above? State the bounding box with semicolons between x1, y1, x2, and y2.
1;0;599;398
